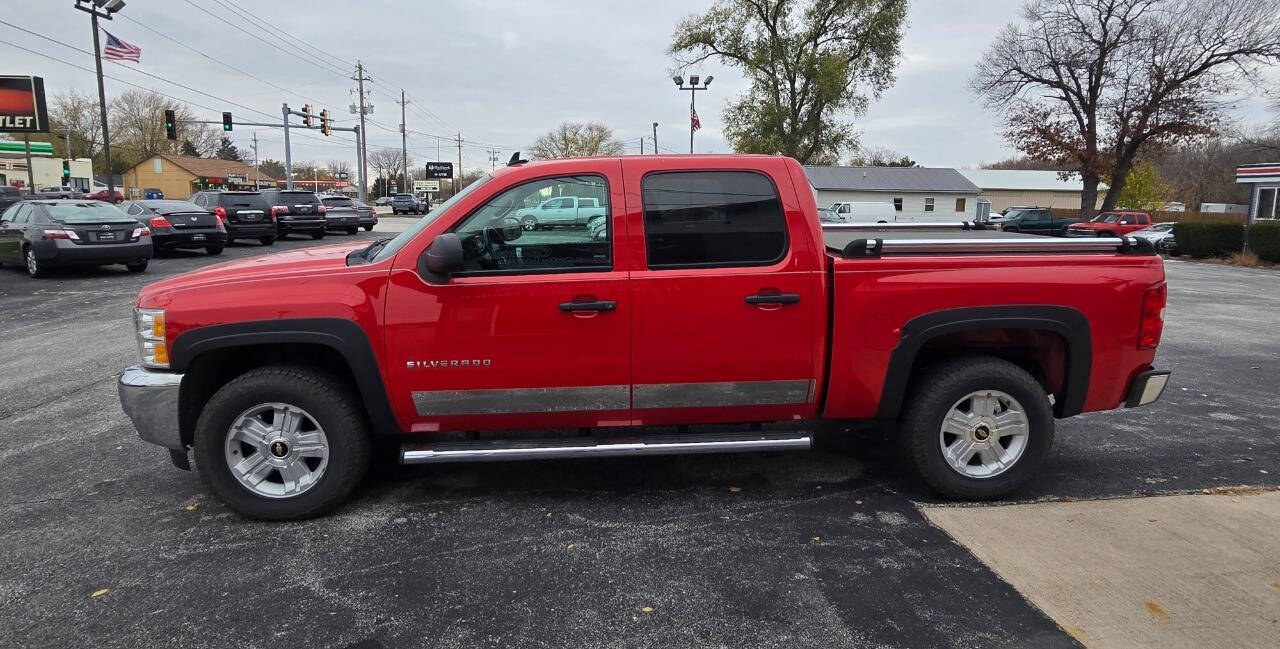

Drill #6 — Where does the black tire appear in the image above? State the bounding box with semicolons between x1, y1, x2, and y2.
363;225;374;231
192;365;372;520
24;247;46;278
1003;227;1019;233
259;236;276;246
311;231;326;240
346;227;358;235
277;229;289;240
125;260;148;273
1098;231;1114;238
205;246;224;256
900;355;1054;500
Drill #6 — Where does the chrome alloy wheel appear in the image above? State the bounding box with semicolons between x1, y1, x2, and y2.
938;390;1029;479
26;249;38;276
224;402;329;499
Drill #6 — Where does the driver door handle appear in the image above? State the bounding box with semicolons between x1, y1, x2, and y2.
745;293;800;305
559;299;617;312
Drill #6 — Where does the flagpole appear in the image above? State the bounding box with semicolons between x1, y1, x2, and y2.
76;1;118;196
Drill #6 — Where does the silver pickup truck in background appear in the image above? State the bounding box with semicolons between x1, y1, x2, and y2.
514;196;606;231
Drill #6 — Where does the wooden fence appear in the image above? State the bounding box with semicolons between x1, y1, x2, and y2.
1048;208;1246;224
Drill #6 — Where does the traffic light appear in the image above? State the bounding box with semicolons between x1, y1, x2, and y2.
62;159;70;179
164;109;176;140
320;109;331;136
302;104;312;127
222;111;233;132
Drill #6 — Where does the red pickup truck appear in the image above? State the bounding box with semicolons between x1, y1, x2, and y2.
117;155;1170;519
1065;210;1153;237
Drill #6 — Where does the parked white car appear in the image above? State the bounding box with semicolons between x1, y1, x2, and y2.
830;201;897;223
514;196;606;230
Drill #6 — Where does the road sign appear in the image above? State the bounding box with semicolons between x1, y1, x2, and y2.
0;76;49;133
413;180;440;192
337;172;349;179
424;162;453;179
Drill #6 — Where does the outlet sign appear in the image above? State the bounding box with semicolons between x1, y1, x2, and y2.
0;76;49;133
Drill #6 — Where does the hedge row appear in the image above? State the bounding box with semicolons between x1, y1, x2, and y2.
1248;221;1280;262
1173;222;1244;258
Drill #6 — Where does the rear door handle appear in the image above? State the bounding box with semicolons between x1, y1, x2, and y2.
559;300;617;312
745;293;800;305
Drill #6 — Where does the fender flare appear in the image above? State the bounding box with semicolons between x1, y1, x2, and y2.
169;318;401;436
876;305;1091;420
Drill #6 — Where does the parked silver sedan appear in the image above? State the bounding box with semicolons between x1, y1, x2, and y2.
319;195;361;234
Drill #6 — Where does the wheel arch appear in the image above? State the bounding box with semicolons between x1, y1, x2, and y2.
877;306;1091;420
171;318;401;447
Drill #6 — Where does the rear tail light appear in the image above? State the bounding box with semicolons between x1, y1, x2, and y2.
149;216;171;228
317;205;327;215
271;205;288;216
131;227;150;239
42;229;80;241
214;206;228;222
1138;283;1167;350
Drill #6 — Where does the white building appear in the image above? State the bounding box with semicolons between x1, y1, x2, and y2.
958;169;1099;212
804;166;982;220
1237;163;1279;222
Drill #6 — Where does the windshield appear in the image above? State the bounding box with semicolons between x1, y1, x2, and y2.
46;202;132;222
371;174;491;263
1092;213;1121;223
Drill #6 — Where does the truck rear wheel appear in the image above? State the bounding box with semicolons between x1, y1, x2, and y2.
900;355;1053;500
192;365;371;520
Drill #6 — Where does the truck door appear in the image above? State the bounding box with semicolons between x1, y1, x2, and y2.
383;164;632;433
624;159;818;426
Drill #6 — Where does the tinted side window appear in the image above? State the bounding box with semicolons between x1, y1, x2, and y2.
451;175;611;274
642;171;786;269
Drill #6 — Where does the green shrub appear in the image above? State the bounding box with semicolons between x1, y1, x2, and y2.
1173;221;1244;258
1246;221;1280;262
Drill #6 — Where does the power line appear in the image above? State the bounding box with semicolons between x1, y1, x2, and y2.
219;0;354;70
180;0;350;80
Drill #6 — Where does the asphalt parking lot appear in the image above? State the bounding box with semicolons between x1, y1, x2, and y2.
1;235;1276;648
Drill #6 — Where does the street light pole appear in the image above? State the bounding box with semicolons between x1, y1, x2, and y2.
74;0;125;195
673;75;712;154
652;122;658;154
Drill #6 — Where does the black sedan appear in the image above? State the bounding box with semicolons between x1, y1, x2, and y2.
121;200;228;256
0;200;151;278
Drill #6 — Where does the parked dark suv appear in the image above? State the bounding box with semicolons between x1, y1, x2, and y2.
0;186;22;213
0;200;151;277
188;190;276;245
259;189;327;240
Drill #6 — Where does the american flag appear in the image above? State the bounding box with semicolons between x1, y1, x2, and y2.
691;106;702;132
102;30;141;63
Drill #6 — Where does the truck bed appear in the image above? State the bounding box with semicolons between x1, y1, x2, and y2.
822;222;1152;257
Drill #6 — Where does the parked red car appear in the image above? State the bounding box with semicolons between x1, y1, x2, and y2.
84;188;124;203
116;155;1170;519
1065;211;1153;237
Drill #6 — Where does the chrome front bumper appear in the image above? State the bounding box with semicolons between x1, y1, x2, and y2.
1124;370;1171;408
118;365;185;450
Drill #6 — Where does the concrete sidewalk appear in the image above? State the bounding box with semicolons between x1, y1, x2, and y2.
924;490;1280;648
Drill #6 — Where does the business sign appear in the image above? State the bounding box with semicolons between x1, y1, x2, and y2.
337;171;349;179
424;162;453;179
0;76;49;133
226;173;247;184
413;180;440;192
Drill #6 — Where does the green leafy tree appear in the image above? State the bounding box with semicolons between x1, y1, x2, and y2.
670;0;908;163
530;122;624;159
258;158;286;180
179;140;200;156
216;137;242;162
1114;161;1170;210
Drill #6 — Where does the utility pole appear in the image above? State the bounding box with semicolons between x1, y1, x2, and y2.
455;132;462;196
74;0;126;195
23;134;33;191
652;122;658;154
639;137;644;155
64;124;73;160
354;125;364;201
352;62;371;202
487;148;500;170
282;103;292;190
397;89;409;193
252;132;259;185
673;75;712;153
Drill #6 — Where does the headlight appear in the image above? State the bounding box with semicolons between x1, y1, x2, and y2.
135;307;168;368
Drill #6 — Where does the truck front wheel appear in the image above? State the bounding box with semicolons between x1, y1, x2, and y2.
900;355;1054;500
192;365;371;520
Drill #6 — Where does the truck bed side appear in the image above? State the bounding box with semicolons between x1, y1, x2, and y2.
821;251;1164;420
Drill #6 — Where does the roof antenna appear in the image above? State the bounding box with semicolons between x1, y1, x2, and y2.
507;151;528;166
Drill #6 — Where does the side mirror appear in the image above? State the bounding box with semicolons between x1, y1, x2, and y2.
419;232;463;283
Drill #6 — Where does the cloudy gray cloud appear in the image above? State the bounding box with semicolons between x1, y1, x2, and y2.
3;0;1275;173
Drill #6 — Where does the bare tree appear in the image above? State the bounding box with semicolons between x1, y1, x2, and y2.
49;90;103;160
367;148;406;185
973;0;1280;216
109;89;217;163
531;122;624;159
848;145;916;167
325;160;352;178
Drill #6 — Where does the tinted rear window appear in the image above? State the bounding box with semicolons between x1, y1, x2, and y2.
278;192;320;204
217;193;268;208
45;202;132;222
641;171;787;268
394;194;414;199
322;197;353;206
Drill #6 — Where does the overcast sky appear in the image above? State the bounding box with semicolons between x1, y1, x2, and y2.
4;0;1276;173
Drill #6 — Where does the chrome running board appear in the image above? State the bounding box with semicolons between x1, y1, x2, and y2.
401;431;812;464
